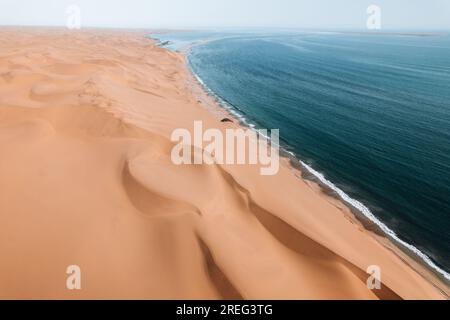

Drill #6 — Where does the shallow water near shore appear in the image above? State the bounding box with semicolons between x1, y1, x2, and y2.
151;30;450;280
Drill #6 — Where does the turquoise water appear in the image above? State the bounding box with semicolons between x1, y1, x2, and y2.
152;31;450;280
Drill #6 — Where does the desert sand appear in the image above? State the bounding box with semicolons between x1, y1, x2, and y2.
0;27;447;299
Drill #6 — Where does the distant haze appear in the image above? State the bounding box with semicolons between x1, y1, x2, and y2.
0;0;449;30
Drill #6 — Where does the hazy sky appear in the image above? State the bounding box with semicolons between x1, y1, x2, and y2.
0;0;449;30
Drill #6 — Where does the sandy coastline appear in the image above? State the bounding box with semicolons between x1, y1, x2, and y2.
182;43;450;297
0;27;448;299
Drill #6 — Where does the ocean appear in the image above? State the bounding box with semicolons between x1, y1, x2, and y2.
151;30;450;281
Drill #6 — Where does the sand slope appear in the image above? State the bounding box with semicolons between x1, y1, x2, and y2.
0;28;447;299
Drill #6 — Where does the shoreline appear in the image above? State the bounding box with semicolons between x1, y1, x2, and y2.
172;36;450;295
0;27;448;299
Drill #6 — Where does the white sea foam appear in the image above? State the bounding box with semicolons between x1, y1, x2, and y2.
298;160;450;281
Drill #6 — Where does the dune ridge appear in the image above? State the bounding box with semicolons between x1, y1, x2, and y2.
0;28;447;299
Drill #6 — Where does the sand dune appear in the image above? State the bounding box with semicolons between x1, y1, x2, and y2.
0;28;447;299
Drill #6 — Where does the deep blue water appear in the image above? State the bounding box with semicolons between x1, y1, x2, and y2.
152;31;450;280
